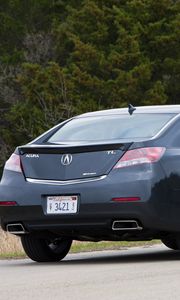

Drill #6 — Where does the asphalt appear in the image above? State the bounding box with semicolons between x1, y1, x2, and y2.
0;244;180;300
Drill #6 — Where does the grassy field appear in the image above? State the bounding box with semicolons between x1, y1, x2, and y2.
0;229;161;259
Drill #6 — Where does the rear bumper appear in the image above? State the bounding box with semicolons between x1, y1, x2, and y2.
1;203;179;236
0;165;180;236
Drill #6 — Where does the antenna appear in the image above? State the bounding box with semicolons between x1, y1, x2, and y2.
128;104;136;115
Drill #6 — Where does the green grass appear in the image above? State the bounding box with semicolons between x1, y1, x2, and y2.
0;252;26;259
70;240;161;253
0;240;161;259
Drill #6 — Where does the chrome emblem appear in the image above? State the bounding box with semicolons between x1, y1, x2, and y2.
61;154;72;166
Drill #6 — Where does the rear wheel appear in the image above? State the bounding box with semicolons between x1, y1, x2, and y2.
161;238;179;250
21;235;72;262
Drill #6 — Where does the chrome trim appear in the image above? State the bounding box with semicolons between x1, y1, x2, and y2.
7;223;27;235
26;175;107;186
61;154;73;166
112;220;143;231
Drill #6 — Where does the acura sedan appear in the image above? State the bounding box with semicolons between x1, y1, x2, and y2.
1;105;180;262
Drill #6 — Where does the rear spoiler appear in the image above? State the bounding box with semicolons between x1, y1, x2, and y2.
18;142;132;155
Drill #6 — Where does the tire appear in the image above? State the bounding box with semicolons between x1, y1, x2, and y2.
21;235;72;262
161;238;179;250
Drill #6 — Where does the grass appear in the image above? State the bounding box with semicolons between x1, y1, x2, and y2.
71;240;160;253
0;229;161;259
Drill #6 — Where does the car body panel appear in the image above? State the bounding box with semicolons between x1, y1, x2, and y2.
19;143;130;180
1;105;180;241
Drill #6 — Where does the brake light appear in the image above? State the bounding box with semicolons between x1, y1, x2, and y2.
4;154;22;173
114;147;165;169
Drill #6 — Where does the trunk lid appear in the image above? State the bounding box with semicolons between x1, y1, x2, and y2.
19;142;132;181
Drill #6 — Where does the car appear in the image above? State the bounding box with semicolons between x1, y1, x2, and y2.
1;104;180;262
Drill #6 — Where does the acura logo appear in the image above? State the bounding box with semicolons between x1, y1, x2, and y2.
61;154;73;166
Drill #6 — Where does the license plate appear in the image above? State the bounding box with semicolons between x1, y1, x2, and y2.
46;195;78;214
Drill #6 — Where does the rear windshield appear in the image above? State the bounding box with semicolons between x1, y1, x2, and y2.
48;113;175;142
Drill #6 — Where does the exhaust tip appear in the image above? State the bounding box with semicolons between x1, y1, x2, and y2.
112;220;143;231
6;223;26;235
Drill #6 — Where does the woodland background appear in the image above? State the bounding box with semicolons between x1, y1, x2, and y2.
0;0;179;173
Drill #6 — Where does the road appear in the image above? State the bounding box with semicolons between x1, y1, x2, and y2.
0;244;180;300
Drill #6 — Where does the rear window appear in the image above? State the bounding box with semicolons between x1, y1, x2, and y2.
48;113;175;142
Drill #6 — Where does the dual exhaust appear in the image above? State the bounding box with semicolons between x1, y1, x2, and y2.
7;220;142;234
112;220;143;231
6;223;26;235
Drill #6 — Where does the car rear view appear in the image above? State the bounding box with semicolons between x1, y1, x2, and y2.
1;105;180;262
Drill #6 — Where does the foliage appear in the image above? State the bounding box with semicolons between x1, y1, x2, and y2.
0;0;179;172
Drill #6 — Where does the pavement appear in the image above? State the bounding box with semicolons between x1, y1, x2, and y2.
0;244;180;300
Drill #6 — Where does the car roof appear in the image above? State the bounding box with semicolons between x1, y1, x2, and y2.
78;105;180;118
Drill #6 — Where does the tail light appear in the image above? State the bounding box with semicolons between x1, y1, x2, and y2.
114;147;165;169
4;154;22;173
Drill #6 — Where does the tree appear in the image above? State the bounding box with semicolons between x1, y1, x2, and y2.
0;0;179;173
